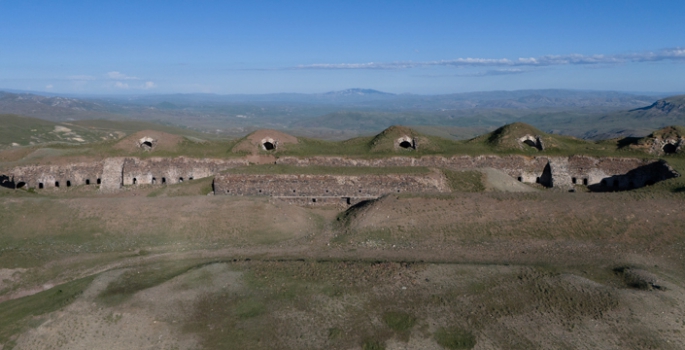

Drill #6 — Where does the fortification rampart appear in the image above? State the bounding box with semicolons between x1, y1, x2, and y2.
2;154;678;194
212;172;448;199
5;156;248;191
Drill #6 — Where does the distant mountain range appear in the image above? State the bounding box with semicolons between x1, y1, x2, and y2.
1;89;684;140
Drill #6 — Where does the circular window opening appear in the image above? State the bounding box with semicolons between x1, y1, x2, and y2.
263;142;275;151
663;143;677;154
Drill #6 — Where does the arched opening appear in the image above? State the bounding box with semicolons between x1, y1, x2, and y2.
55;181;60;187
179;177;183;182
133;178;137;185
152;177;157;184
399;140;412;149
663;143;677;154
16;182;26;189
162;177;167;184
85;179;90;185
583;178;588;186
263;142;275;151
572;177;577;184
66;180;71;187
517;176;523;182
536;177;540;183
189;177;194;180
39;183;44;189
142;141;153;148
523;140;537;148
97;178;101;185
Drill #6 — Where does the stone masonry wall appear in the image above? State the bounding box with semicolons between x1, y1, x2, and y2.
213;172;448;198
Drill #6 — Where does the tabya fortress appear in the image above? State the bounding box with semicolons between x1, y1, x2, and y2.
1;124;681;204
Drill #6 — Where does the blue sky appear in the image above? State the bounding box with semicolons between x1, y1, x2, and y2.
1;0;684;95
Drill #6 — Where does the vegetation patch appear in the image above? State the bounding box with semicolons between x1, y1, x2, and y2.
443;169;485;192
0;276;95;346
434;327;476;349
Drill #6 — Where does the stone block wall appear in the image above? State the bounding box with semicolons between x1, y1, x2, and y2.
7;161;105;189
213;172;448;198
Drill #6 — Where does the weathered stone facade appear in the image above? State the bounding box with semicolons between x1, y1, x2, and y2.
212;172;448;201
5;156;248;191
3;154;679;194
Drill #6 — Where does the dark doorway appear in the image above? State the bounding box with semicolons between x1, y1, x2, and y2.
539;163;553;188
142;141;153;148
583;178;588;186
55;181;60;187
263;142;275;151
66;180;71;187
517;176;523;182
39;183;44;189
312;198;317;203
162;177;167;184
152;177;157;184
663;143;677;154
179;177;183;182
189;177;194;180
133;178;137;185
346;197;351;205
16;182;26;189
572;177;577;184
399;141;412;149
86;179;90;185
97;178;101;185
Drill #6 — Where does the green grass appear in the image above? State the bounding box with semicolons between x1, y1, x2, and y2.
97;259;212;306
434;327;476;349
0;276;95;346
443;170;485;192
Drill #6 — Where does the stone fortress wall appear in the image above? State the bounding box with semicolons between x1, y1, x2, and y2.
3;154;679;196
5;157;248;191
212;172;448;204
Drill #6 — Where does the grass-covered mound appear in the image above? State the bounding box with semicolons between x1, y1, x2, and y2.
230;129;299;155
368;125;425;152
467;122;589;153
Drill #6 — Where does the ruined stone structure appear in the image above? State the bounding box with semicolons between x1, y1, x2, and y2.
395;136;417;150
3;154;679;196
518;135;545;151
213;172;448;204
5;157;248;191
649;137;684;155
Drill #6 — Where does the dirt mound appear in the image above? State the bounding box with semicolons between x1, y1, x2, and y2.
480;168;538;192
113;130;184;153
231;129;298;154
368;125;440;153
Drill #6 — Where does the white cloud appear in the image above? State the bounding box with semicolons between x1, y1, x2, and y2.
114;82;129;89
45;84;54;89
106;71;140;80
142;81;156;89
293;47;685;70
